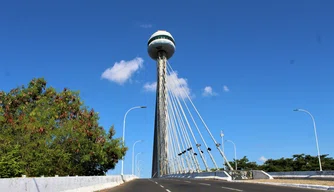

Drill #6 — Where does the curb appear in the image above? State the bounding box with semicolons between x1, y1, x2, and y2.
231;180;334;191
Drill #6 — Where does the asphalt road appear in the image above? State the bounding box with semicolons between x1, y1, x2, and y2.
103;178;325;192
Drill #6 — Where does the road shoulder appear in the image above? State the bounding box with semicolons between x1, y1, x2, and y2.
231;180;334;191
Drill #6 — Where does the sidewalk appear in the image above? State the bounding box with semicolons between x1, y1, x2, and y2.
231;179;334;191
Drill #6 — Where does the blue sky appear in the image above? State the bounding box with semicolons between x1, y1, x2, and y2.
1;0;333;178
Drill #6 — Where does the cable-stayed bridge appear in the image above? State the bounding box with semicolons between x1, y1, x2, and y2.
1;30;315;192
149;30;233;178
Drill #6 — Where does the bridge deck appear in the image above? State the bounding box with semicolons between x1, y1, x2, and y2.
102;178;323;192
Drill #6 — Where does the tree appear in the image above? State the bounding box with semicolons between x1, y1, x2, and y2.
322;154;334;170
0;78;127;177
222;154;334;172
225;156;259;171
259;157;294;172
0;144;24;177
260;154;334;172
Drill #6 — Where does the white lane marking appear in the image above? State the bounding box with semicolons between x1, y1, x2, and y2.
160;185;164;188
221;186;243;191
199;183;211;186
155;182;158;184
184;181;191;183
166;190;171;192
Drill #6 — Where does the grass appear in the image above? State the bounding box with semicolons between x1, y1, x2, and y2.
244;179;334;186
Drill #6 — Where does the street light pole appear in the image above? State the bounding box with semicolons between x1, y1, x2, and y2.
137;160;144;177
294;108;322;171
225;140;237;171
121;106;146;175
220;130;225;170
135;152;142;176
132;140;143;175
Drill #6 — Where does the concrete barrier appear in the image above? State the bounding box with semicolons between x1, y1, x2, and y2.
162;171;232;181
268;171;334;181
164;170;273;181
252;170;273;179
226;170;273;180
122;175;138;182
213;171;233;181
227;170;252;180
0;175;137;192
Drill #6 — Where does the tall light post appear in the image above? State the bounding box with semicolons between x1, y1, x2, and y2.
225;140;237;171
294;108;322;171
121;106;146;175
135;152;142;176
137;160;144;177
220;130;225;170
132;140;143;175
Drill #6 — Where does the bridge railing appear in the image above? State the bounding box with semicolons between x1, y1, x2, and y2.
268;171;334;181
162;170;273;181
227;170;273;180
0;174;137;192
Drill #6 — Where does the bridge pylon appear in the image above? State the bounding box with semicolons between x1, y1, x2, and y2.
148;30;176;178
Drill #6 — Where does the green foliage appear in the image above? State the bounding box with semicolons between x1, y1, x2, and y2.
260;154;334;172
223;156;258;171
0;144;24;177
0;78;127;177
223;154;334;172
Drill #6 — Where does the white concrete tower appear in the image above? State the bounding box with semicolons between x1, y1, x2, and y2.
148;30;176;178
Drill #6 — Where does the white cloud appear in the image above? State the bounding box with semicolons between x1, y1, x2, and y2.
140;24;152;28
143;82;157;92
202;86;218;97
143;71;191;99
223;85;230;92
101;57;144;85
167;71;191;99
259;156;268;163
